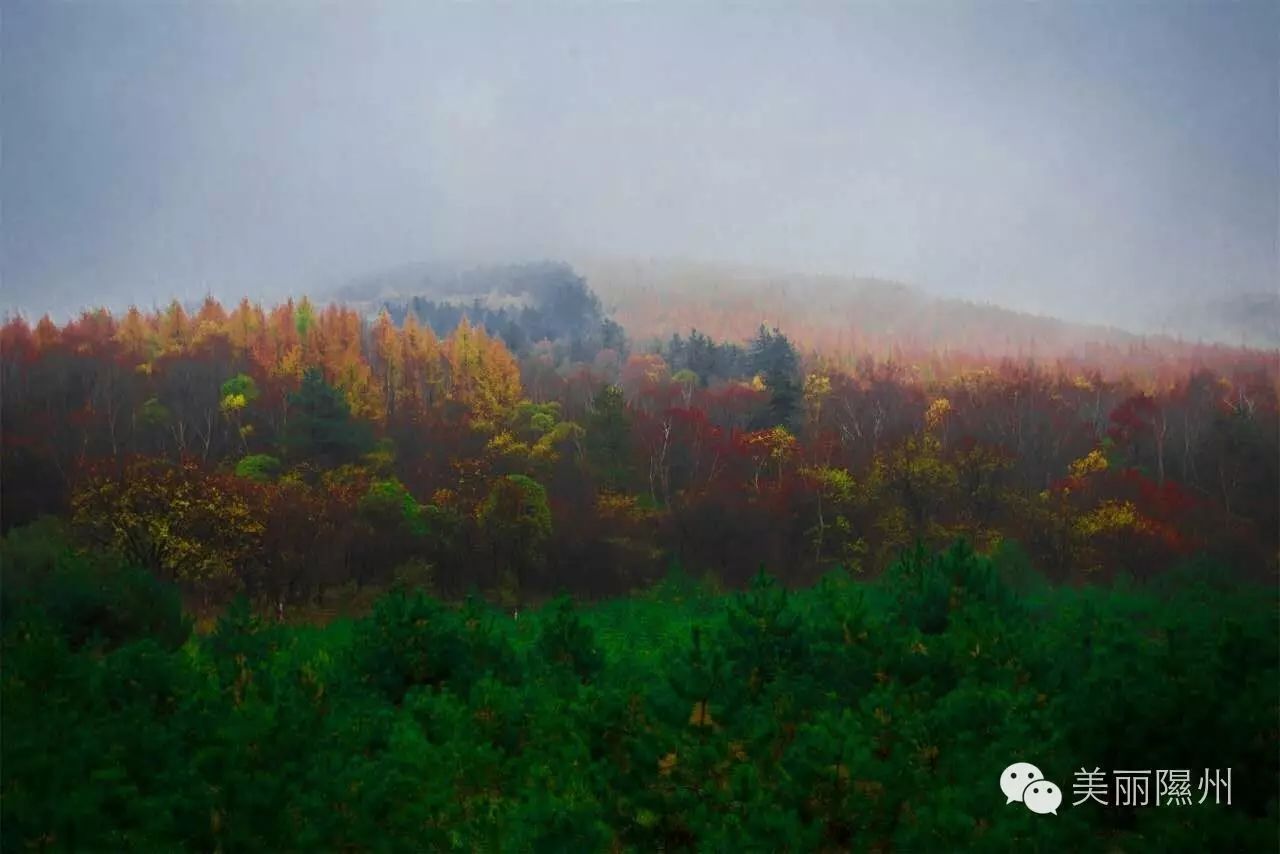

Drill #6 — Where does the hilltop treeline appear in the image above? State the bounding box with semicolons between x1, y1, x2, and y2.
377;262;628;365
2;273;1276;611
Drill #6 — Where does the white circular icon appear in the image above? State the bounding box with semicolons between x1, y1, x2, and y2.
1000;762;1044;804
1022;780;1063;815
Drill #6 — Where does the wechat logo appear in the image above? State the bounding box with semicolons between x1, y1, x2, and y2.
1001;762;1063;815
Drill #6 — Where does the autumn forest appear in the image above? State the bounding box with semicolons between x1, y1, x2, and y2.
3;262;1278;849
4;265;1277;601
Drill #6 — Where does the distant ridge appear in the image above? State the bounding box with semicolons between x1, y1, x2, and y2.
571;257;1274;363
327;257;1276;371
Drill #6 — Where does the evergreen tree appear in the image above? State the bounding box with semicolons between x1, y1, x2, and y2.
585;384;634;491
720;570;803;696
535;596;603;684
282;368;373;468
748;325;801;429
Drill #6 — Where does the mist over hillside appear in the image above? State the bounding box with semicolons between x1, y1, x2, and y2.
6;3;1276;328
326;257;1275;365
1146;292;1280;349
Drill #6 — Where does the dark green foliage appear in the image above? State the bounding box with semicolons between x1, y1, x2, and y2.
887;539;1022;637
748;324;802;429
662;328;750;386
1;518;190;651
3;534;1276;851
586;383;634;491
455;594;522;689
535;595;603;684
720;569;803;694
352;590;463;704
282;367;373;467
206;596;283;690
386;262;621;364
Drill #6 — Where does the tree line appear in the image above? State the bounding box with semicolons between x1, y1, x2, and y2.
1;283;1275;612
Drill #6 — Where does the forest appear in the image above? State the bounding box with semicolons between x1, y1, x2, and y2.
2;267;1278;849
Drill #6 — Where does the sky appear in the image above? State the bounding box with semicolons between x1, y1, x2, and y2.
3;0;1277;330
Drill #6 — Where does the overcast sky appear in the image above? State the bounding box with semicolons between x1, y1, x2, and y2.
3;0;1277;328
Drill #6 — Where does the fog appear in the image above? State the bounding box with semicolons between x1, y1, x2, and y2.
3;0;1277;332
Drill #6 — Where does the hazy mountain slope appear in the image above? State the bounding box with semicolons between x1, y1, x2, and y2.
573;257;1232;361
1144;292;1280;349
328;257;1273;370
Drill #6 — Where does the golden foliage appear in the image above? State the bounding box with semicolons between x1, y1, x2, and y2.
1075;500;1145;538
924;397;953;432
1069;448;1109;479
71;459;264;594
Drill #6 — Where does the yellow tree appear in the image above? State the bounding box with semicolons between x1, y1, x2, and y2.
115;306;155;363
487;401;585;477
323;306;379;421
157;300;190;355
445;318;522;430
230;300;269;367
880;434;958;545
400;312;446;410
924;396;953;449
227;298;257;354
193;296;229;347
71;459;265;604
267;300;302;381
803;372;833;436
744;426;798;491
371;309;402;419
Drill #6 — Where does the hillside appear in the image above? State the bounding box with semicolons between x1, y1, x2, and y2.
328;257;1274;377
575;257;1268;362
